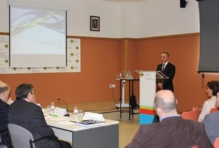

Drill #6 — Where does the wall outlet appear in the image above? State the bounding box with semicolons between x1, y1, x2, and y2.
109;84;116;88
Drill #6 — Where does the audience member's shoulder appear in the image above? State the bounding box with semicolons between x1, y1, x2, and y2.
182;117;203;125
205;111;219;119
0;99;8;105
210;111;219;115
30;102;41;108
203;98;215;104
186;119;205;128
168;62;175;66
0;99;9;108
21;100;41;109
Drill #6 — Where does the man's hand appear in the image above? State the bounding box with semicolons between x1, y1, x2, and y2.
157;83;163;89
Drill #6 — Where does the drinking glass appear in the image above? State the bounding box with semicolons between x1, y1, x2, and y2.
78;110;84;121
47;105;51;114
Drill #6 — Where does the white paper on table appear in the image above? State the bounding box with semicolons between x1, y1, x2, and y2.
44;114;52;119
58;120;73;126
49;116;69;122
82;112;105;122
54;107;67;116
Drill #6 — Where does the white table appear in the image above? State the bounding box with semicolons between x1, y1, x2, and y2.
44;111;119;148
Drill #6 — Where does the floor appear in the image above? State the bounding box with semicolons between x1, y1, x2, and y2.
57;100;140;148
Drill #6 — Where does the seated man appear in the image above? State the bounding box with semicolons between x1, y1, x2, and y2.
8;83;71;148
203;91;219;144
0;81;12;148
125;90;213;148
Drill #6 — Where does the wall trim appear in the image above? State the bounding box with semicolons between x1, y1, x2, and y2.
0;32;199;40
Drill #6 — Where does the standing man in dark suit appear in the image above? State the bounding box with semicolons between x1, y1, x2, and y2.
203;90;219;144
125;90;213;148
156;52;176;92
0;81;12;148
154;52;176;122
8;83;71;148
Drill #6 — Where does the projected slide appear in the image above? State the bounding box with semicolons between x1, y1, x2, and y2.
10;5;67;67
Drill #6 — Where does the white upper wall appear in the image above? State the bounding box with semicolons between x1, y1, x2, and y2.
120;2;138;38
69;0;121;38
0;0;200;38
137;0;200;38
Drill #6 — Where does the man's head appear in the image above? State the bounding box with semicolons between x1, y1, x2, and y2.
0;81;10;102
213;83;219;107
216;92;219;107
15;83;36;103
160;52;169;63
154;90;177;118
206;80;219;97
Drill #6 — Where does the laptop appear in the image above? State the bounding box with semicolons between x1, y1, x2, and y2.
123;71;134;79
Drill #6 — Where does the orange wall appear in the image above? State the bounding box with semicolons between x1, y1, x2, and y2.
1;33;219;112
128;34;219;112
1;37;122;108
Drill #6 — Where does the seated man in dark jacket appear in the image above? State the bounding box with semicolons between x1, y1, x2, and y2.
8;83;71;148
0;80;12;148
125;90;213;148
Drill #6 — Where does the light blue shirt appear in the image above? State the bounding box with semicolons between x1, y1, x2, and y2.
160;114;180;122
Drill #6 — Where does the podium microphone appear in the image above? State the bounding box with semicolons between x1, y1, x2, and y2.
57;98;70;116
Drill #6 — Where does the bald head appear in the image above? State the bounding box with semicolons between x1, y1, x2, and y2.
154;90;177;116
0;81;9;93
0;80;10;102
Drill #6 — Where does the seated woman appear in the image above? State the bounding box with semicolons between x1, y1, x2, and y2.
198;80;219;122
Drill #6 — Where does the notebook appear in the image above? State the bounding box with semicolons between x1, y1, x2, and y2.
123;71;134;79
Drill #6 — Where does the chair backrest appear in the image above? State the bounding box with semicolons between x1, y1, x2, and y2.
214;137;219;148
181;110;201;121
210;107;219;113
8;123;35;148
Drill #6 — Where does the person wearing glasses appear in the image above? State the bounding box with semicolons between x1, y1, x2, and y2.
8;83;71;148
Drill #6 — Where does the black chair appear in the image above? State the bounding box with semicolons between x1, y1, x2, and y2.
0;132;7;148
129;81;139;120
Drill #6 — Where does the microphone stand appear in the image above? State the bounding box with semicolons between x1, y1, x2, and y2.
57;98;70;116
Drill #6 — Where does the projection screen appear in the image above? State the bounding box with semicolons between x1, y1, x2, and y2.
198;0;219;72
9;5;67;67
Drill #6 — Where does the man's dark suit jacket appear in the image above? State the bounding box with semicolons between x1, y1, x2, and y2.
156;62;175;92
203;111;219;144
0;99;12;148
8;99;61;148
125;116;213;148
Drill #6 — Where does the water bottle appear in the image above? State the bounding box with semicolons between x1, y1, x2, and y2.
73;106;79;121
51;102;55;115
119;73;122;79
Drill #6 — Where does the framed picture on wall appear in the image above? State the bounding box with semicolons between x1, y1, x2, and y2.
90;16;100;31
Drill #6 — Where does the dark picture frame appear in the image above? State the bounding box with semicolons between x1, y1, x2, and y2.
90;16;100;31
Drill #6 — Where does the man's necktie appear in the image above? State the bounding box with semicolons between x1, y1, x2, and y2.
161;63;165;71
